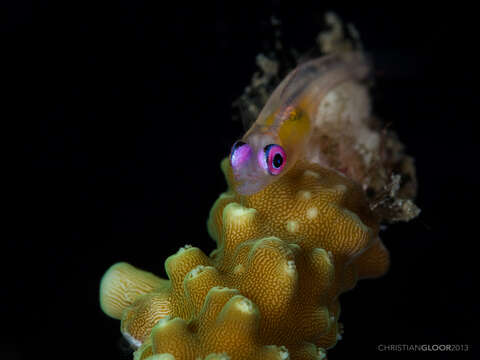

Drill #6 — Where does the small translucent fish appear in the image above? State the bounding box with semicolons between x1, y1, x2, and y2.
230;51;370;195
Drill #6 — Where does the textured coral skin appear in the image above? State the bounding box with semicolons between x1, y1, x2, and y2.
100;159;389;360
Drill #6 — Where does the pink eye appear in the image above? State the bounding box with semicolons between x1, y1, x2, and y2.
230;140;251;170
264;144;286;175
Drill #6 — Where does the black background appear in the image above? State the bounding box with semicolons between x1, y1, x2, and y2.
3;1;478;359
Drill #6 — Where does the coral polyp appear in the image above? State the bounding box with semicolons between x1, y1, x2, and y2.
100;159;390;359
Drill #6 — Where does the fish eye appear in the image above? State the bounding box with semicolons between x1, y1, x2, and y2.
264;144;286;175
230;140;251;169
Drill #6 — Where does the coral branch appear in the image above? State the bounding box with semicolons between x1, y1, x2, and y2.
100;159;390;359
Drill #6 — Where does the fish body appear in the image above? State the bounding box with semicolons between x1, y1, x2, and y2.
230;51;370;195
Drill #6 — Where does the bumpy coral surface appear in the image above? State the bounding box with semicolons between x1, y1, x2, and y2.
100;159;389;360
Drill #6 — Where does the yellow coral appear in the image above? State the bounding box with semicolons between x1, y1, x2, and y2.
100;160;389;359
135;287;293;360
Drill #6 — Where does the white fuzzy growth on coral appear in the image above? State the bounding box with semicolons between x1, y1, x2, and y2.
284;260;296;276
235;298;253;313
277;346;290;359
233;264;244;274
297;190;312;200
156;316;171;328
121;330;142;349
286;220;299;233
223;202;257;226
316;347;327;360
306;207;318;219
188;265;206;279
224;203;257;225
177;244;192;253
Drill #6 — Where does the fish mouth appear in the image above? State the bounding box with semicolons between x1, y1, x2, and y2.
232;172;270;196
